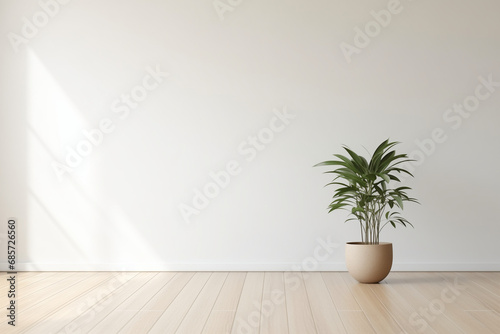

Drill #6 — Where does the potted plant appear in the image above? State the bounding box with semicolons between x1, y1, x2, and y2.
314;139;418;283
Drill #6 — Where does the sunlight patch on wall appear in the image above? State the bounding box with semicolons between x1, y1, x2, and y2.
25;49;165;267
26;48;92;263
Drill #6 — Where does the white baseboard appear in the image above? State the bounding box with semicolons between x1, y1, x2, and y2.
391;262;500;271
2;262;500;271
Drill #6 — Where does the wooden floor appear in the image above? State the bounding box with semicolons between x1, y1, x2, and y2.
1;272;499;333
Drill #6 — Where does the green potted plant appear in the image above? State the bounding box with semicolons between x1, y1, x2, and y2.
314;139;418;283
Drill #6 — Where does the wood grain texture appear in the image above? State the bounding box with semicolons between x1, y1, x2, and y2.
304;272;346;334
339;311;376;334
231;272;265;334
340;272;404;333
284;272;317;334
384;272;463;334
321;272;361;311
0;271;499;334
148;272;212;333
176;272;228;334
260;272;289;334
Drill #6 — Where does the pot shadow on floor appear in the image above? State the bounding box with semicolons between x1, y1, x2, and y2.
381;272;449;285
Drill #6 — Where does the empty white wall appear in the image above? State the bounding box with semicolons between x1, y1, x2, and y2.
1;0;499;271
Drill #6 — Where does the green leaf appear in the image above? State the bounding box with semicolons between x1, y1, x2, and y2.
313;160;348;168
394;196;404;209
328;203;349;211
379;173;390;183
324;181;348;188
352;207;364;214
388;174;401;182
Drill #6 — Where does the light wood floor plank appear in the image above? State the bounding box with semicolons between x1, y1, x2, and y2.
338;310;376;334
260;272;289;334
231;272;265;334
176;272;228;334
284;272;317;334
61;272;153;334
321;272;361;311
21;272;130;334
202;272;246;334
202;310;236;334
89;272;177;333
304;272;346;334
17;272;60;290
437;272;493;311
408;272;493;334
22;272;125;334
148;272;212;333
211;272;246;311
477;272;500;287
368;277;437;334
119;272;195;333
459;272;500;299
141;271;195;311
117;272;176;311
386;273;465;334
341;272;404;333
19;272;90;312
467;310;500;333
119;310;163;334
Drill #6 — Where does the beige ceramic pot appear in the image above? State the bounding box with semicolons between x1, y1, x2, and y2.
345;242;393;283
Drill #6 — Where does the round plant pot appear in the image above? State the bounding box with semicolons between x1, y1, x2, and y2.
345;242;393;284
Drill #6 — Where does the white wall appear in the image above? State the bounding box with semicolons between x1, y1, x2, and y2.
1;0;499;271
